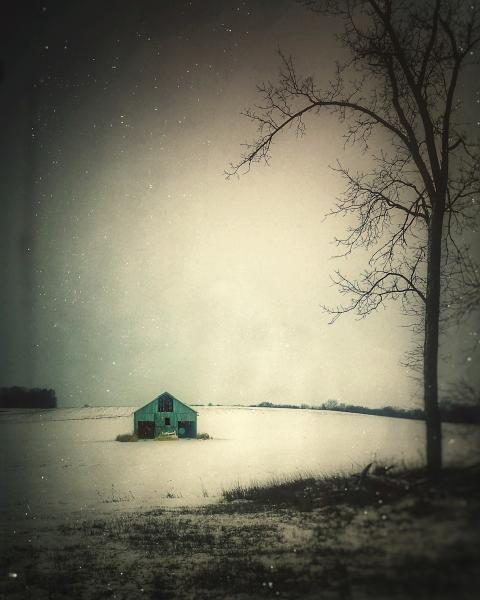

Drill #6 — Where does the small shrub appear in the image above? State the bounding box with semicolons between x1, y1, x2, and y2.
197;432;210;440
115;433;138;442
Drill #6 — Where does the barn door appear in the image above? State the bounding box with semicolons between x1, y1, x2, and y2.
138;421;155;439
177;421;194;438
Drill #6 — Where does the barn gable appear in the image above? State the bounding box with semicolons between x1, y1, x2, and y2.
134;392;197;439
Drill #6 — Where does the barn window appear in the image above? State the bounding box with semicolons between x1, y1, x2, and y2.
158;397;173;412
165;417;171;426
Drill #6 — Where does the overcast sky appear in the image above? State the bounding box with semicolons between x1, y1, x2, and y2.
1;0;478;408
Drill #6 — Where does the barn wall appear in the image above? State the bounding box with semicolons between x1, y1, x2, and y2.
174;397;197;438
133;398;158;434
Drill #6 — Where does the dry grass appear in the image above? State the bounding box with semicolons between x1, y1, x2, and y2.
3;464;480;599
221;462;480;510
115;432;138;442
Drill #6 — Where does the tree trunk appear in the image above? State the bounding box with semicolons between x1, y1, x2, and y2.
423;203;444;477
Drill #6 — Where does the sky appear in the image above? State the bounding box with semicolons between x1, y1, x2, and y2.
1;0;478;408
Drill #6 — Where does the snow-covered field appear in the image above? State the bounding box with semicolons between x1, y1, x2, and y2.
1;406;479;521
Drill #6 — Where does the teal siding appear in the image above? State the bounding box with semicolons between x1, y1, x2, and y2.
133;392;197;438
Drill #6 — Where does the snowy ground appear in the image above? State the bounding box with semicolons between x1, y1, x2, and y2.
1;406;479;599
1;405;479;523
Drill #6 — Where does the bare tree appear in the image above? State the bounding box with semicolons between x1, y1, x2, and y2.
443;377;479;407
228;0;480;476
445;254;480;321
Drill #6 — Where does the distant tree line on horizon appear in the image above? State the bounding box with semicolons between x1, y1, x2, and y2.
251;398;480;425
0;387;57;409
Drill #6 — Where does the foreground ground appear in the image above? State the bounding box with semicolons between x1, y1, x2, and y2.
1;464;479;600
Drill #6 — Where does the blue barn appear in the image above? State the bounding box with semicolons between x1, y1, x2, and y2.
133;392;197;439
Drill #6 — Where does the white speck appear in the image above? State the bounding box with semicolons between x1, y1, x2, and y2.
8;573;18;579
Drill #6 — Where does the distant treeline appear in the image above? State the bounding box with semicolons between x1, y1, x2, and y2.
0;387;57;409
251;399;480;424
438;401;480;425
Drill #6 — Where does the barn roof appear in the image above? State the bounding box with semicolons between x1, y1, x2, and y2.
134;391;196;415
